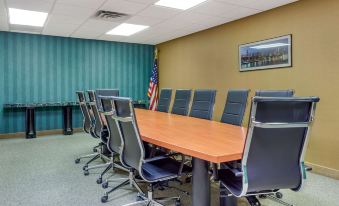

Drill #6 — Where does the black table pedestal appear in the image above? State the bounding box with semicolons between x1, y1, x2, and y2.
62;106;73;135
192;157;210;206
25;107;36;139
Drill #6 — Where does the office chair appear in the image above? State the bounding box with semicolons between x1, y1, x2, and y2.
74;91;101;166
213;89;250;181
101;97;189;206
84;89;119;179
95;89;120;111
255;89;294;97
221;89;250;126
171;89;192;116
98;96;129;188
189;89;216;120
157;88;172;113
218;96;320;206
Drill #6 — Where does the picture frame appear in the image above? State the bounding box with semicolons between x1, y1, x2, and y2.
239;35;292;72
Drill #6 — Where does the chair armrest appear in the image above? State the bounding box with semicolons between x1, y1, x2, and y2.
230;168;243;177
305;166;312;171
142;155;168;163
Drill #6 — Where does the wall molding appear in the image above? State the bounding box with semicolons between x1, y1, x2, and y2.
0;128;83;139
306;162;339;180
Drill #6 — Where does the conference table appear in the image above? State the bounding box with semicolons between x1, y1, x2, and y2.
135;109;247;206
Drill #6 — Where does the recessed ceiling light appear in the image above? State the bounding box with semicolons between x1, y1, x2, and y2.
106;23;149;36
155;0;207;10
9;8;48;27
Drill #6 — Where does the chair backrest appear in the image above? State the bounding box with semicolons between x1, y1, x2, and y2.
255;90;294;97
87;89;120;138
112;97;145;171
240;96;319;196
99;96;123;154
95;89;119;111
221;89;249;126
189;89;216;120
76;91;91;133
171;89;192;116
157;88;172;113
87;90;102;138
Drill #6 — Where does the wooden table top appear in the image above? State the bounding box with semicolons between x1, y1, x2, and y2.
135;109;247;163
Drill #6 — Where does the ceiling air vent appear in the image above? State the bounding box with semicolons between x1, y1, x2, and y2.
95;10;130;22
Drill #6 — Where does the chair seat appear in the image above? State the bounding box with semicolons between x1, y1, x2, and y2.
142;157;191;182
219;169;243;197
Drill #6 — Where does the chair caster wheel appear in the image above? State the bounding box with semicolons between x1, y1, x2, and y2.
101;195;108;203
97;178;102;184
93;148;98;152
75;159;80;164
247;196;261;206
102;181;109;189
82;166;88;170
259;194;267;199
175;199;181;206
84;170;89;176
276;192;283;199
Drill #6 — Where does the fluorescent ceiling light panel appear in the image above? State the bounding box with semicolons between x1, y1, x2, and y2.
155;0;207;10
106;23;149;36
9;8;48;27
250;43;290;49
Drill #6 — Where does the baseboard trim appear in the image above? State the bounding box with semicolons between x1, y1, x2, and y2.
0;128;83;139
306;162;339;180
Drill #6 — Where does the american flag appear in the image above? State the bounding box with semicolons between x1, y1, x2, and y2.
147;58;158;110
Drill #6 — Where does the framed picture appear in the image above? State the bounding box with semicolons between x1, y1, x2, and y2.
239;35;292;72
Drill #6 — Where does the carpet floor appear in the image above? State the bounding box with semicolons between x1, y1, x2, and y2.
0;133;338;206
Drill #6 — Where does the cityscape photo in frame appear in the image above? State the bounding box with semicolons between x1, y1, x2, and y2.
239;35;292;72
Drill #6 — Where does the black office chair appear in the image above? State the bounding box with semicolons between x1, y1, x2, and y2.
171;89;192;116
255;89;294;97
74;91;101;165
98;96;129;189
101;97;188;206
189;89;216;120
82;90;119;177
221;89;250;126
214;89;250;181
157;88;172;113
219;96;320;206
95;89;120;111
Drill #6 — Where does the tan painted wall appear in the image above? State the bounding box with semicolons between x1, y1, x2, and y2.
157;0;339;174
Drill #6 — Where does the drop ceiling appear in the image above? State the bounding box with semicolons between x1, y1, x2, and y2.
0;0;298;45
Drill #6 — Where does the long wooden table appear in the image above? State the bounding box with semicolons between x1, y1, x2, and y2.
135;109;247;206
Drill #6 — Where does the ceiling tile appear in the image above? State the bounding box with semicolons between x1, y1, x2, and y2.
46;14;88;26
215;0;298;10
221;6;261;21
137;5;181;19
171;12;226;27
52;3;96;18
6;0;54;12
42;23;79;37
56;0;106;9
97;34;124;42
126;0;158;5
71;19;120;39
125;15;164;26
100;0;147;15
192;1;240;18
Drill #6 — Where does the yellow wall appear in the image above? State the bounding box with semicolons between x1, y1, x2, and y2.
157;0;339;176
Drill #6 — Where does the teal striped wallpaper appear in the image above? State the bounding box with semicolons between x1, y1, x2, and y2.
0;31;154;134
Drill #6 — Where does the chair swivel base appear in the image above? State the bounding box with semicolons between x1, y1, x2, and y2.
120;191;181;206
